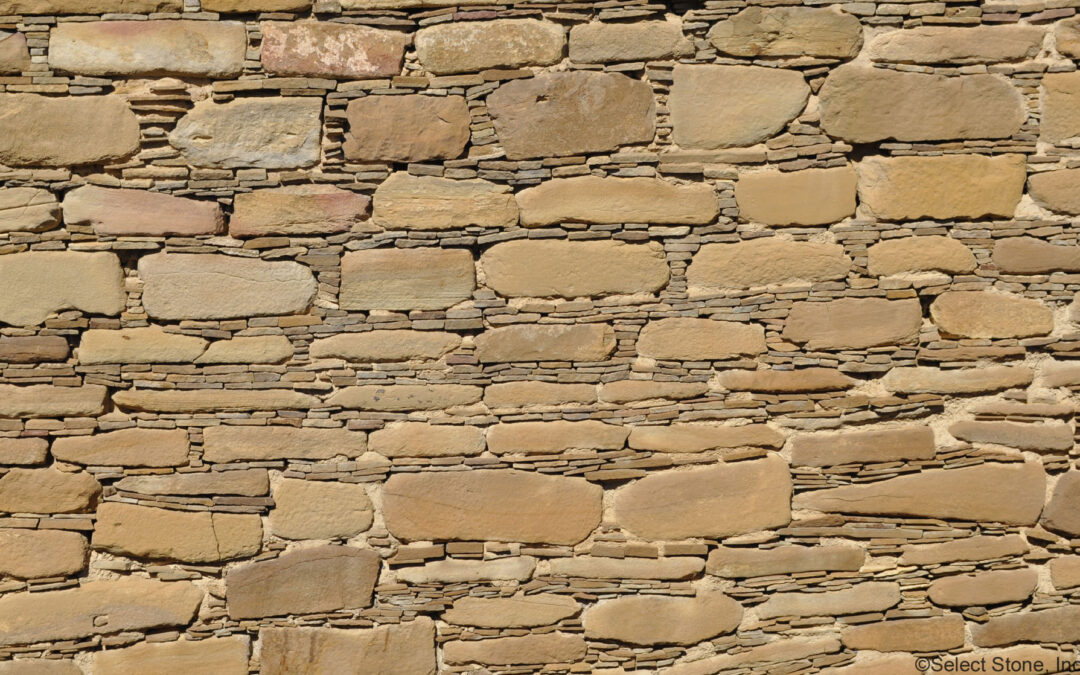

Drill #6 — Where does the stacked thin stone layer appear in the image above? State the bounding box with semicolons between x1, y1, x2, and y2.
1;0;1080;673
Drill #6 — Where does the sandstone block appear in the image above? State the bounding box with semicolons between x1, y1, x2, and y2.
756;581;899;619
707;544;864;578
194;336;295;365
790;426;935;467
900;535;1027;566
826;655;921;675
343;95;469;162
203;0;308;9
0;384;107;418
311;330;460;362
369;423;485;458
637;318;765;360
262;21;405;78
372;173;517;230
688;239;851;291
599;380;707;403
584;592;741;646
6;0;181;11
269;478;373;540
202;426;367;462
443;594;579;628
0;95;139;167
927;568;1038;606
230;185;373;237
973;606;1080;647
0;188;60;233
484;381;597;408
736;167;856;226
720;368;854;393
1050;556;1080;589
930;291;1053;338
667;637;841;675
516;176;717;226
1028;168;1080;215
0;438;48;465
783;298;922;350
708;6;863;58
1042;360;1080;387
1057;17;1080;58
340;248;474;310
882;365;1033;394
443;633;586;666
91;637;250;675
93;503;262;562
869;25;1044;64
64;185;223;238
0;529;86;579
416;19;564;74
260;620;435;675
867;235;976;276
51;428;189;467
115;469;269;497
548;556;704;580
569;18;690;63
943;649;1080;675
0;32;29;74
949;420;1073;451
326;384;481;411
113;388;319;413
78;327;207;365
474;323;616;363
628;424;784;453
1041;72;1080;143
842;615;965;652
0;468;99;514
0;336;68;363
0;251;124;326
487;421;628;455
1042;470;1080;536
396;557;536;584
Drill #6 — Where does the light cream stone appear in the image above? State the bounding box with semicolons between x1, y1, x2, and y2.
570;19;690;63
396;557;536;584
628;424;784;453
707;544;864;578
484;381;597;408
443;633;586;666
261;21;406;78
900;535;1028;565
736;167;856;226
869;25;1045;63
340;248;474;310
311;331;460;363
688;239;851;291
194;336;294;365
0;468;100;514
326;384;481;411
487;421;628;455
51;428;189;467
757;582;900;619
637;318;766;360
973;605;1080;647
930;291;1053;338
784;298;922;350
1041;72;1080;143
113;388;320;413
416;19;564;74
842;615;965;652
443;594;579;628
720;368;855;392
343;94;470;162
259;620;435;675
114;469;268;497
584;592;741;646
708;6;863;58
0;251;124;326
517;176;717;226
882;365;1033;394
0;94;139;167
790;426;936;467
202;426;367;463
93;502;261;563
1028;168;1080;215
0;438;48;465
0;384;107;418
91;637;250;675
63;185;224;237
475;323;616;363
0;188;60;233
229;185;373;237
269;479;373;540
369;423;485;458
78;327;207;365
599;380;708;403
548;556;704;580
949;420;1073;451
372;173;517;230
867;235;977;276
927;568;1038;606
0;529;86;579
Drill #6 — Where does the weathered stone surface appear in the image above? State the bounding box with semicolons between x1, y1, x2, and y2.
1041;72;1080;143
882;365;1033;394
475;323;616;363
668;637;841;675
600;380;707;403
139;253;316;320
900;535;1028;565
487;421;627;455
614;456;791;539
311;330;460;362
0;468;99;514
949;420;1073;451
0;438;48;465
790;426;936;467
416;19;564;74
202;426;367;462
736;167;856;226
78;327;207;365
0;384;107;418
91;637;250;675
930;291;1053;338
51;428;189;467
825;654;921;675
628;423;784;453
397;557;536;584
372;173;517;230
1050;556;1080;589
584;593;741;646
1042;360;1080;387
0;336;68;363
262;21;405;78
707;544;864;578
973;605;1080;647
708;6;863;58
0;661;82;675
482;240;669;298
443;594;579;628
64;185;223;237
1057;17;1080;58
794;461;1045;525
927;568;1038;606
269;479;373;540
0;188;60;233
113;388;319;413
720;368;855;393
343;95;469;162
443;633;586;666
869;25;1044;64
670;64;809;148
570;19;690;63
549;556;704;580
226;546;379;619
0;95;139;167
0;251;124;326
1043;471;1080;536
940;649;1080;675
6;0;181;11
1028;168;1080;215
0;577;202;648
0;32;29;74
230;185;372;237
260;620;436;675
485;381;597;408
516;176;717;226
757;582;900;619
488;71;655;159
202;0;307;10
194;336;294;365
369;423;485;458
867;235;977;276
637;318;765;360
93;503;262;562
170;97;323;169
858;154;1025;220
783;298;922;350
842;615;965;651
49;21;245;77
0;529;86;579
326;384;481;411
687;239;851;291
383;470;602;544
820;65;1025;142
340;248;474;310
115;469;269;497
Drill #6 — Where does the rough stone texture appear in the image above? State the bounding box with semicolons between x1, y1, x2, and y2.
416;19;564;73
114;469;269;497
883;365;1033;394
720;368;855;392
0;251;124;326
6;0;181;10
0;468;100;513
90;637;250;675
0;188;60;233
842;615;966;652
708;6;863;58
1049;556;1080;589
687;239;851;291
1027;168;1080;215
570;19;690;63
637;318;765;360
1041;72;1080;143
1057;17;1080;58
340;248;474;310
92;502;262;562
790;426;936;467
707;544;864;578
443;594;578;628
1042;471;1080;536
948;420;1073;451
113;388;320;413
0;32;30;74
311;330;460;362
269;478;373;539
261;21;406;78
372;173;517;230
756;582;900;619
600;380;708;403
51;428;189;467
900;535;1028;566
259;620;436;675
869;25;1044;63
202;0;307;9
485;381;597;408
972;606;1080;647
343;95;470;162
0;384;107;418
583;593;742;646
867;235;977;276
369;422;485;458
548;557;704;580
0;529;87;579
0;438;48;465
78;326;208;365
194;335;295;364
927;568;1038;606
487;420;628;455
735;166;856;226
442;633;587;666
628;423;784;452
0;336;68;363
63;185;224;237
0;95;139;167
930;291;1054;338
397;557;536;584
475;323;616;363
325;384;482;410
782;298;923;349
516;176;717;226
230;185;373;237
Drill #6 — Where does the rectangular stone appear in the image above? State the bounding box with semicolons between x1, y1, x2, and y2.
475;324;616;363
92;502;262;563
260;619;436;675
340;248;475;310
63;186;224;237
0;384;106;418
202;425;367;462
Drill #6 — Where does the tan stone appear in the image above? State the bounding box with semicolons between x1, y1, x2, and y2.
599;380;708;403
0;336;68;363
343;95;469;162
383;470;602;544
369;423;485;458
0;468;99;514
637;318;765;360
443;594;579;628
6;0;180;11
260;620;436;675
882;365;1033;394
858;154;1025;220
928;568;1038;606
900;535;1028;565
311;330;460;362
821;65;1024;142
475;323;616;363
614;456;790;539
868;235;977;276
973;605;1080;647
261;21;405;78
51;428;189;467
757;581;899;619
994;236;1080;274
0;251;124;326
931;291;1053;338
688;239;851;290
708;6;863;58
169;97;323;169
670;64;809;148
194;336;294;365
819;654;921;675
0;95;139;167
64;185;223;237
203;0;308;10
548;556;704;580
1057;17;1080;58
372;173;517;230
1043;471;1080;536
443;633;586;666
570;19;690;63
340;248;474;310
628;423;784;453
202;426;367;463
842;615;965;651
0;32;29;74
416;19;564;74
396;557;536;584
487;421;628;455
326;384;481;411
226;546;379;619
0;577;202;648
0;188;60;233
707;544;864;578
517;176;717;226
230;185;373;237
667;637;841;675
0;660;81;675
482;240;669;298
794;461;1045;525
1042;360;1080;387
790;426;936;467
0;384;107;418
78;327;207;365
949;420;1073;451
484;381;596;408
1050;556;1080;589
736;167;856;226
946;648;1080;675
94;503;261;563
488;71;655;159
783;298;923;349
91;637;250;675
114;469;268;497
1028;168;1080;215
870;25;1044;63
113;388;319;413
720;368;855;393
269;479;372;540
0;438;48;465
0;529;86;579
1042;72;1080;143
584;592;741;646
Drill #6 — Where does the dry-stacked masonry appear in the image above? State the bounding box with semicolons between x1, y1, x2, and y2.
0;0;1079;673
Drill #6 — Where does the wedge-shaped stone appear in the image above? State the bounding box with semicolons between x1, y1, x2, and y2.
6;0;180;13
0;468;99;514
64;185;223;237
195;336;294;365
790;426;935;467
94;503;261;563
928;568;1038;606
783;298;922;350
1043;470;1080;536
570;19;690;63
78;327;207;365
0;577;202;648
900;535;1027;565
202;426;367;462
326;384;481;411
757;581;899;619
262;21;405;78
614;456;791;539
91;637;250;675
1050;556;1080;589
707;544;864;578
0;529;86;579
372;173;517;230
869;25;1044;64
383;470;602;545
1041;72;1080;143
115;469;269;497
667;637;842;675
0;95;139;167
485;381;597;408
0;384;107;418
114;388;318;413
670;64;809;148
0;336;68;363
858;154;1025;220
482;240;669;298
842;615;965;652
0;32;29;75
600;380;707;403
51;428;189;467
444;594;579;628
820;65;1024;142
0;438;47;465
931;291;1053;338
973;606;1080;647
868;235;976;276
517;176;717;226
487;421;628;455
688;239;851;290
230;185;373;237
793;461;1045;525
340;248;475;310
949;420;1073;451
475;324;616;363
443;633;586;666
49;21;245;77
628;424;784;453
170;97;323;169
311;331;460;362
416;19;564;74
584;592;741;646
226;546;379;619
369;423;485;458
488;71;655;159
139;253;316;320
882;365;1033;394
269;479;373;540
343;95;469;162
260;620;436;675
396;557;536;584
0;251;124;326
1028;168;1080;215
720;368;854;393
549;557;705;581
637;318;765;360
0;188;60;233
736;167;856;226
708;6;862;58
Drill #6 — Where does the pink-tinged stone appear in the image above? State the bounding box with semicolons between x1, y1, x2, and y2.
63;186;224;237
0;32;29;74
261;21;407;79
230;185;373;237
343;94;471;163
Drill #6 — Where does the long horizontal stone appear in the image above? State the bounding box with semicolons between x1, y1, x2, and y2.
230;185;373;238
790;426;936;467
369;423;485;458
927;568;1038;607
842;615;965;652
4;0;181;12
994;236;1080;274
0;384;107;418
516;176;717;226
867;235;977;276
688;239;851;291
443;594;580;628
396;556;536;584
720;368;854;393
637;318;765;360
973;606;1080;647
735;167;856;226
570;18;691;63
0;336;68;363
583;592;742;646
756;581;900;619
484;381;597;408
372;173;517;230
64;186;224;238
260;620;435;675
0;188;60;233
443;633;586;666
628;424;784;453
547;556;704;580
869;25;1045;64
340;248;475;310
194;336;294;365
882;365;1033;394
325;384;482;411
708;6;863;58
113;388;320;413
0;468;100;514
949;420;1073;451
261;21;406;78
93;502;262;563
783;298;922;350
667;637;841;675
931;291;1053;338
707;544;864;578
51;428;189;467
114;469;269;497
202;425;367;462
91;637;251;675
899;535;1028;565
78;327;208;365
0;529;87;579
0;95;140;167
475;324;616;363
0;251;125;326
310;331;461;362
599;380;708;403
416;18;564;74
486;421;628;455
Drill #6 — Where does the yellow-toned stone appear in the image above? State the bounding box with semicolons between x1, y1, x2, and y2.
369;423;485;458
486;421;628;455
688;239;851;291
93;502;262;563
930;291;1053;338
867;235;976;276
516;176;717;226
269;479;373;540
735;167;856;226
637;318;765;360
475;323;616;363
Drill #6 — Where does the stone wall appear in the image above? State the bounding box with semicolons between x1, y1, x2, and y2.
0;0;1079;672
